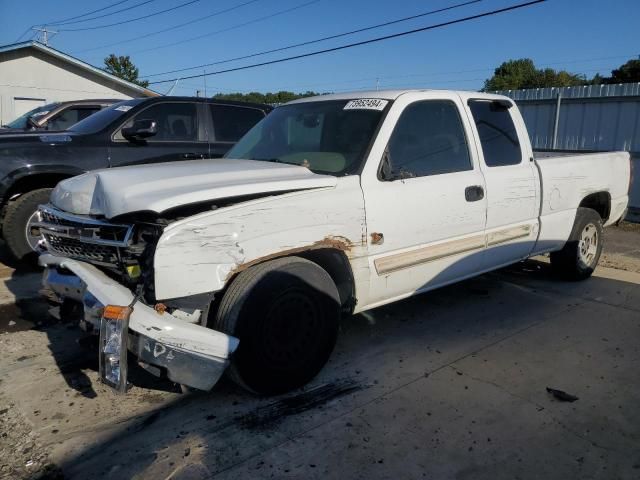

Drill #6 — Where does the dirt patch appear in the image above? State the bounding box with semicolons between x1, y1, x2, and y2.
0;299;54;334
0;393;63;479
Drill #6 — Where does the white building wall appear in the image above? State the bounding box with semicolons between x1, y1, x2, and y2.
0;48;143;124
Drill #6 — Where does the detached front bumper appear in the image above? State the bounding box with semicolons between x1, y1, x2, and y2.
40;254;239;391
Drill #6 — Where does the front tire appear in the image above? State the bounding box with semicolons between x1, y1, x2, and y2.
550;207;603;281
214;256;340;395
3;188;52;262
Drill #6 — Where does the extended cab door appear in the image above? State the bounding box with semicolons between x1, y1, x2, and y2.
108;101;209;167
464;96;540;269
360;92;488;308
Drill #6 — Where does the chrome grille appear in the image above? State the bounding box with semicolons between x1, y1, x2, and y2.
37;205;133;266
43;234;120;264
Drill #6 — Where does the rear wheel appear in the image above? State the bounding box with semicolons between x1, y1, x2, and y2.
550;207;603;281
214;256;340;395
3;188;52;262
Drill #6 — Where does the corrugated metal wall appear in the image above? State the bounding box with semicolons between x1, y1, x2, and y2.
496;83;640;217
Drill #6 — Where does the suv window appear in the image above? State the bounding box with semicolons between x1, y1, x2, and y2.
126;102;198;141
211;105;265;142
47;107;100;131
385;100;471;179
468;100;522;167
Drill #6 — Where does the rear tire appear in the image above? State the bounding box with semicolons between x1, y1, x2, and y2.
214;256;340;395
550;207;603;281
3;188;52;263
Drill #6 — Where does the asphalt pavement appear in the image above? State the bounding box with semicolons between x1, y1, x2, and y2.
0;224;639;480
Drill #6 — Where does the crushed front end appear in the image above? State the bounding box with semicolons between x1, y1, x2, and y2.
36;204;239;393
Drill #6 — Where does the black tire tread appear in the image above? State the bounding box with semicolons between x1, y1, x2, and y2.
215;256;338;394
550;207;603;281
3;188;52;262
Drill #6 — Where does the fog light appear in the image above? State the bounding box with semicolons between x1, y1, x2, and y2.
99;305;132;394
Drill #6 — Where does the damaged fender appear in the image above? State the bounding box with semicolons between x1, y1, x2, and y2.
153;176;370;301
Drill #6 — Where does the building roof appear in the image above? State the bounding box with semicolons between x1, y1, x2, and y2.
0;40;158;97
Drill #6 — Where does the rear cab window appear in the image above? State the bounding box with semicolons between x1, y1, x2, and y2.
468;100;522;167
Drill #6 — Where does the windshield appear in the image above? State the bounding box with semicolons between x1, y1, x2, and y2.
225;99;388;176
69;99;144;135
5;103;59;129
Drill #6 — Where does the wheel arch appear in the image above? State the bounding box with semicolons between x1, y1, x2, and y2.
579;191;611;221
2;168;82;205
213;247;357;319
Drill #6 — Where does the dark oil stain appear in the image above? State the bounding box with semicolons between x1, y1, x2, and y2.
238;379;361;430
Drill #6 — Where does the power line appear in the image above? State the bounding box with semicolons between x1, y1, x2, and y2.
128;0;324;57
44;0;133;25
148;0;548;85
50;0;157;26
58;0;202;32
73;0;263;54
142;0;483;78
270;54;634;92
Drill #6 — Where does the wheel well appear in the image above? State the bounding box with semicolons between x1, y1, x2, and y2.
211;248;357;322
4;173;71;204
296;248;356;312
579;192;611;221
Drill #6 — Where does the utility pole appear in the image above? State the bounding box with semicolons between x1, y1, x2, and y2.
203;70;207;98
32;26;57;46
376;77;380;91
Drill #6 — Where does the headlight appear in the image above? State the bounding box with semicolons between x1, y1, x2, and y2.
99;305;132;394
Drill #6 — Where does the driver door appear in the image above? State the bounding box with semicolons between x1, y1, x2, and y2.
360;92;488;308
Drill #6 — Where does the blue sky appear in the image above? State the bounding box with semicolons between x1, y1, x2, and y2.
1;0;638;96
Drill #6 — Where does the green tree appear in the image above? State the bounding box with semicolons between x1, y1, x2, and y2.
103;54;149;88
213;90;322;104
605;59;640;84
483;58;585;91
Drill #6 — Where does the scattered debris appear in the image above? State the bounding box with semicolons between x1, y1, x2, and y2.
546;387;579;402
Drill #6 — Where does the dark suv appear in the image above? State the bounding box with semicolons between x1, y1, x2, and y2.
0;97;272;261
0;99;118;133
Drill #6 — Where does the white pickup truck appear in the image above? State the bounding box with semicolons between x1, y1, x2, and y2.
38;90;632;395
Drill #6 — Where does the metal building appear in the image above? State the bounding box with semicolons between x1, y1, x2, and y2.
496;83;640;219
0;41;157;125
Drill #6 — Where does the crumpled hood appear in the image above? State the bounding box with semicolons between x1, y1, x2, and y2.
50;158;337;219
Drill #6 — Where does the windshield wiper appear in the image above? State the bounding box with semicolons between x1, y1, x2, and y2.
252;157;300;167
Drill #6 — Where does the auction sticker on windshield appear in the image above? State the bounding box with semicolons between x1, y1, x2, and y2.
344;99;388;111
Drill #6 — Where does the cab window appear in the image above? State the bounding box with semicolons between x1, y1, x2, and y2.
47;107;100;131
384;100;472;179
210;105;265;143
468;100;522;167
124;103;199;141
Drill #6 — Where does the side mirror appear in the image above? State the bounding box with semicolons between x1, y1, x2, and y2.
122;119;158;141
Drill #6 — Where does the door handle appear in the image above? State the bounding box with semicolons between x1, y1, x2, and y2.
181;152;200;160
465;185;485;202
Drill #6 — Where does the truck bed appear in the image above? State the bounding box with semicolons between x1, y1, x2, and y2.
533;150;630;226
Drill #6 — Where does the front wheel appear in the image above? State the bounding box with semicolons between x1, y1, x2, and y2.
3;188;52;263
214;256;340;395
550;207;603;281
